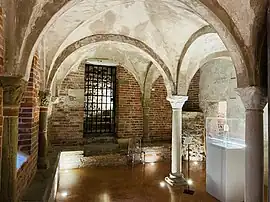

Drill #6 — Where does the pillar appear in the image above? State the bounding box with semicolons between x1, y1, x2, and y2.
37;91;50;169
142;98;150;141
165;95;188;186
267;6;270;202
0;76;26;202
237;87;267;202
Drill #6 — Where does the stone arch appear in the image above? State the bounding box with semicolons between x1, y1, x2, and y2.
46;34;175;95
181;51;231;95
19;0;255;92
176;25;215;90
184;0;252;87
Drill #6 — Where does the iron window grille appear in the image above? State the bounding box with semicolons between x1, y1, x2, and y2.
84;64;116;136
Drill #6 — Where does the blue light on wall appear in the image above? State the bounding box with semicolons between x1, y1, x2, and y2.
16;151;29;169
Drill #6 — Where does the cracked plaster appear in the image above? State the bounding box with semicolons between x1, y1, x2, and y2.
11;0;262;95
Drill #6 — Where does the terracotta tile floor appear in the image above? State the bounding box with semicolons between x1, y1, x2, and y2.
56;161;223;202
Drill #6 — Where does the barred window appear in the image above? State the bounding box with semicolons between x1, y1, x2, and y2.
84;64;116;136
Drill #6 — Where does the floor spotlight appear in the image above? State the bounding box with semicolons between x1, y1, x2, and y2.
159;181;166;188
61;191;68;197
184;179;195;195
187;179;193;185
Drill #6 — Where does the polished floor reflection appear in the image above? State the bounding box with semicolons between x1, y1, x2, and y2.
56;161;220;202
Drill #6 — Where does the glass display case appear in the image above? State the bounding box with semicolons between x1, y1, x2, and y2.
206;117;245;202
206;117;245;149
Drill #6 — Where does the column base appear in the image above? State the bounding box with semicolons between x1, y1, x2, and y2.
165;173;187;186
37;157;50;169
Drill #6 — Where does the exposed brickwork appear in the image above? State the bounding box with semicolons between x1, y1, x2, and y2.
17;152;38;199
17;53;41;199
0;7;4;166
19;54;40;153
0;7;4;74
49;66;143;142
0;88;2;177
116;66;143;138
49;67;85;141
148;76;172;139
183;70;201;112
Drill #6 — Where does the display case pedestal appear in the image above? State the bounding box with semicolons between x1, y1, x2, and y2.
206;139;245;202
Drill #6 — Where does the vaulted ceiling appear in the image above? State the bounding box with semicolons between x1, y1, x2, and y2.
16;0;254;95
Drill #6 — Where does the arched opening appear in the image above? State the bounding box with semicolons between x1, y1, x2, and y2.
0;1;267;201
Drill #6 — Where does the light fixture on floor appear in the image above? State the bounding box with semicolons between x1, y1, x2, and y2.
184;142;195;195
61;191;68;197
159;181;166;188
187;179;193;185
184;179;195;195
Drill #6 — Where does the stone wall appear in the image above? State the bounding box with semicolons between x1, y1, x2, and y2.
199;59;245;119
182;112;205;161
148;76;171;139
183;70;200;112
17;53;41;198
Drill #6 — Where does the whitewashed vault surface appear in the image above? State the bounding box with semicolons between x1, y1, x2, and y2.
35;0;229;93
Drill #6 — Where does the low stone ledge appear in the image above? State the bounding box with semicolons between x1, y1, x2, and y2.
21;152;60;202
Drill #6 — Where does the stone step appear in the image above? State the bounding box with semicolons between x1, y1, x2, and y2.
84;136;117;144
84;143;121;156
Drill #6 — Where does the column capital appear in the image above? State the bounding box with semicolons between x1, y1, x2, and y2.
0;76;26;106
236;87;267;110
167;95;188;109
39;90;51;107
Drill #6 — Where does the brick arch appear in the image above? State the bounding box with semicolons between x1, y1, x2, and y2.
46;34;175;95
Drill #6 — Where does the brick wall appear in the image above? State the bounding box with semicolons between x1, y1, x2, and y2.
183;70;201;111
0;7;4;74
148;76;172;139
17;53;41;198
49;67;85;142
49;65;143;142
116;66;143;138
0;7;4;177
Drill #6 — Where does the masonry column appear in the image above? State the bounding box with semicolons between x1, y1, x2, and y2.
142;98;150;141
0;76;26;202
237;87;267;202
37;91;50;169
165;95;188;186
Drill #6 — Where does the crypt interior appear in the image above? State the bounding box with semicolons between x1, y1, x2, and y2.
0;0;269;202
